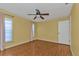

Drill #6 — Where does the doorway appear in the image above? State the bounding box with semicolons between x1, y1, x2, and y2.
58;20;71;45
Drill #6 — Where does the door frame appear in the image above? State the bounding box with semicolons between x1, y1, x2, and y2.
58;20;71;45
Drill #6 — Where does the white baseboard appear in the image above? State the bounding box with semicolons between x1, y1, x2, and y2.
36;38;71;45
4;40;31;49
0;45;4;51
2;38;36;50
35;38;58;43
0;48;4;51
70;46;74;56
4;38;57;50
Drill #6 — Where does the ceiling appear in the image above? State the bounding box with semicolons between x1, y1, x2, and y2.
0;3;73;22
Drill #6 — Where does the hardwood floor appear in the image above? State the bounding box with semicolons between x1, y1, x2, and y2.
0;40;72;56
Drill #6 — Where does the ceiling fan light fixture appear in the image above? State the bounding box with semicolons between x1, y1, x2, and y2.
28;9;49;20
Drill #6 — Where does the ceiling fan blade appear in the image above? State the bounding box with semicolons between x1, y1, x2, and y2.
40;13;49;15
28;14;36;15
33;16;37;20
35;9;40;13
40;15;44;19
35;9;41;15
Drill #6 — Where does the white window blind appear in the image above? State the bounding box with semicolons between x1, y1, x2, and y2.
32;23;35;37
4;17;12;42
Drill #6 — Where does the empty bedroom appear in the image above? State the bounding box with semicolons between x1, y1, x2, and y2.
0;3;79;56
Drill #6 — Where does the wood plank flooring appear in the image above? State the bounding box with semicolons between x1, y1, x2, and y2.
0;40;72;56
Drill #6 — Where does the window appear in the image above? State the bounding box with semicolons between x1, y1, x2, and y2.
4;17;12;42
32;23;35;37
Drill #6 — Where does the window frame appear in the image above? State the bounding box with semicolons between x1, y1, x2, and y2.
32;23;35;38
4;16;13;43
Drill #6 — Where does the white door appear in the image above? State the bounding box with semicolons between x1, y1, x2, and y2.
58;20;71;45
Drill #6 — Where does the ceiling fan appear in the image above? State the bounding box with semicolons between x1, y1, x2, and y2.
27;9;49;20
